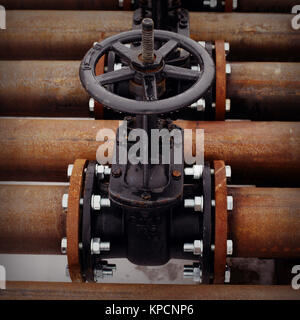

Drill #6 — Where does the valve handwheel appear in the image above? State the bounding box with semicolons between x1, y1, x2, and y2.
80;18;215;115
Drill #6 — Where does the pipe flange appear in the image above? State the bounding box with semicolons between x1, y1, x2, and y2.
213;160;228;283
215;40;226;120
67;159;88;282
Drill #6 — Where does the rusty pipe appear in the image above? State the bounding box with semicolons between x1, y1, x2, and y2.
0;61;299;120
228;62;300;121
0;0;121;10
1;11;299;61
0;184;68;255
236;0;298;13
0;184;300;259
0;119;299;185
0;61;90;117
229;187;300;259
1;282;299;300
1;0;298;13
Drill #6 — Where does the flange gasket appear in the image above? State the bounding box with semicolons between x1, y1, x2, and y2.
213;160;228;283
67;159;88;282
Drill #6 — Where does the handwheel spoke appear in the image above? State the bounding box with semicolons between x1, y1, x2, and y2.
96;67;135;85
143;75;158;101
156;39;178;59
163;64;201;81
111;42;135;64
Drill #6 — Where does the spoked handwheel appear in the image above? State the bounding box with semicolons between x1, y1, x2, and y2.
79;19;215;115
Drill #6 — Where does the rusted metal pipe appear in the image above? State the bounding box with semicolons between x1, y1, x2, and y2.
1;282;299;300
0;119;299;185
236;0;298;13
0;184;68;254
0;0;120;10
0;61;89;117
0;184;299;259
1;11;299;61
1;11;133;60
0;61;299;119
228;187;300;259
228;62;300;121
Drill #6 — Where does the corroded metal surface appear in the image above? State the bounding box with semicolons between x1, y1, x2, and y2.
1;282;299;300
0;119;299;186
237;0;299;13
1;0;120;10
215;40;226;121
67;159;87;282
228;187;300;258
0;61;299;119
1;11;133;60
0;60;89;117
0;185;299;258
213;160;228;284
1;11;299;60
189;12;300;61
0;184;68;254
228;62;300;120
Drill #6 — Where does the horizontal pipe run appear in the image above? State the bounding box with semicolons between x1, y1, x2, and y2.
1;0;298;13
0;119;299;186
0;0;120;10
228;188;300;258
1;61;299;120
0;184;300;259
0;184;68;254
236;0;299;13
1;11;299;61
227;62;300;121
1;282;299;300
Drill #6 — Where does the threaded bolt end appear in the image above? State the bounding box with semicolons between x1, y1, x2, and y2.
142;18;154;64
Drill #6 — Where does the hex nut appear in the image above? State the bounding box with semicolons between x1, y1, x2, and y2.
67;164;73;179
91;238;101;255
225;99;231;112
89;98;95;112
227;240;233;255
62;194;68;210
61;237;67;254
227;196;233;210
194;196;203;212
225;165;231;179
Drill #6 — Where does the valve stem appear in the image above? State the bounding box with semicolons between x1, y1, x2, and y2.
142;18;154;64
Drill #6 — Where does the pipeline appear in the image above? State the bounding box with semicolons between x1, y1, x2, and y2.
0;0;121;10
1;0;298;13
1;61;299;120
0;184;299;259
1;282;299;300
0;119;299;185
1;11;299;61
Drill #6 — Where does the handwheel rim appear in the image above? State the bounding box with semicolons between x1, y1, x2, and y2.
79;29;215;115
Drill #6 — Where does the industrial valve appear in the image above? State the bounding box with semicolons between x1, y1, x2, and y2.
59;16;238;285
